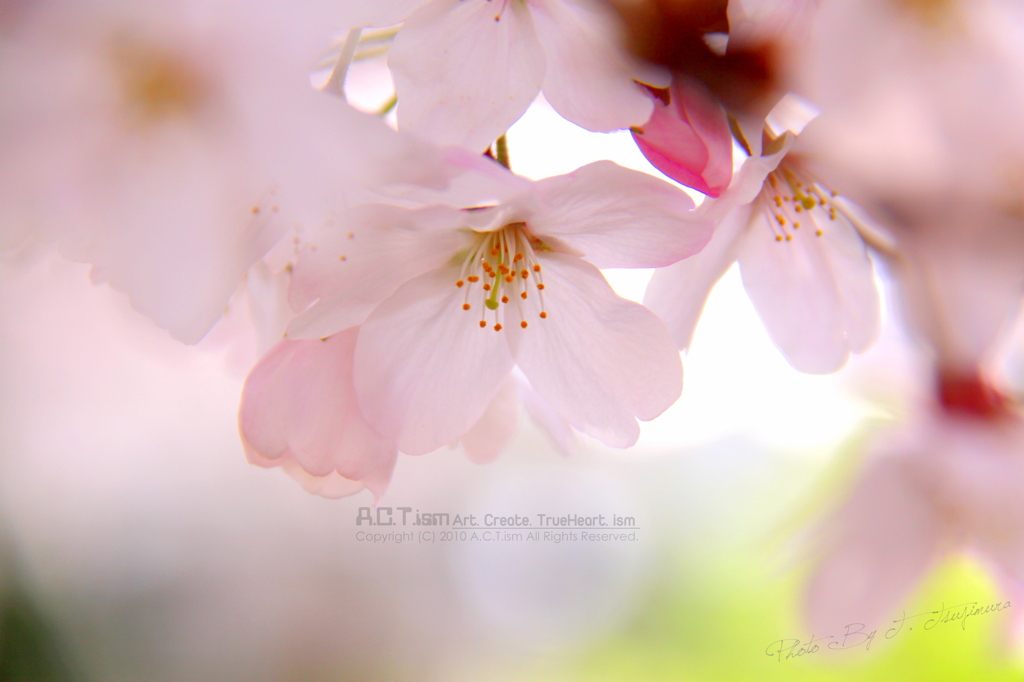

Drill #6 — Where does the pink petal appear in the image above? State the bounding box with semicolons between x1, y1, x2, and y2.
287;203;468;340
460;377;521;464
389;0;546;151
239;330;397;498
632;77;733;197
354;266;516;456
529;160;711;268
530;0;657;132
804;454;939;639
506;253;682;448
928;417;1024;582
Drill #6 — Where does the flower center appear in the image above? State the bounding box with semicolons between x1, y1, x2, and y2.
938;369;1011;420
454;222;550;331
758;161;847;242
111;38;210;124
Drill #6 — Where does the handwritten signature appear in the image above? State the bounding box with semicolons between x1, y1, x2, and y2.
765;599;1012;662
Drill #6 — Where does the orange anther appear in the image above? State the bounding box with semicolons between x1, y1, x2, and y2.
537;283;545;290
533;264;541;272
479;320;487;328
468;276;479;283
463;303;471;310
501;296;509;304
539;311;548;319
521;269;528;278
521;321;528;328
483;283;491;291
505;276;514;283
494;323;503;331
520;292;528;299
456;280;465;288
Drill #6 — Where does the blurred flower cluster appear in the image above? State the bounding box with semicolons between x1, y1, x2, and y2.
3;0;1024;645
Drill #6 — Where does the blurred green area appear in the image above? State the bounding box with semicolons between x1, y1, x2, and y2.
0;570;83;682
550;556;1023;682
2;423;1022;681
481;427;1024;682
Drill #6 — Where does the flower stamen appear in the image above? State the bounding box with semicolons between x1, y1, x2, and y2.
456;220;549;329
759;161;857;244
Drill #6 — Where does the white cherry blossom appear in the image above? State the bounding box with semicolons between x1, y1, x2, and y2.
644;124;880;374
286;153;710;456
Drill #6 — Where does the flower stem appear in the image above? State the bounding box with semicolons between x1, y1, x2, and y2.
376;94;397;117
495;134;510;170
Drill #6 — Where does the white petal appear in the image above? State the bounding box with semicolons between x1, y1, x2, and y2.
460;377;521;464
642;139;794;350
354;267;516;456
518;376;579;456
340;1;425;28
819;205;881;354
71;124;280;344
382;147;533;209
507;254;682;448
737;197;878;374
531;0;656;131
727;0;820;49
528;161;710;268
804;454;939;638
643;204;751;350
287;203;467;340
389;0;545;150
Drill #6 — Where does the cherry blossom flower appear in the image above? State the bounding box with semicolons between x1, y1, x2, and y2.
0;0;435;343
630;76;734;197
286;154;711;456
789;0;1024;223
804;399;1024;639
644;123;880;374
337;0;670;151
799;221;1024;639
801;97;1024;633
784;0;1024;378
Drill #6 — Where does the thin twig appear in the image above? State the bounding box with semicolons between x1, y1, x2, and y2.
495;134;511;170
